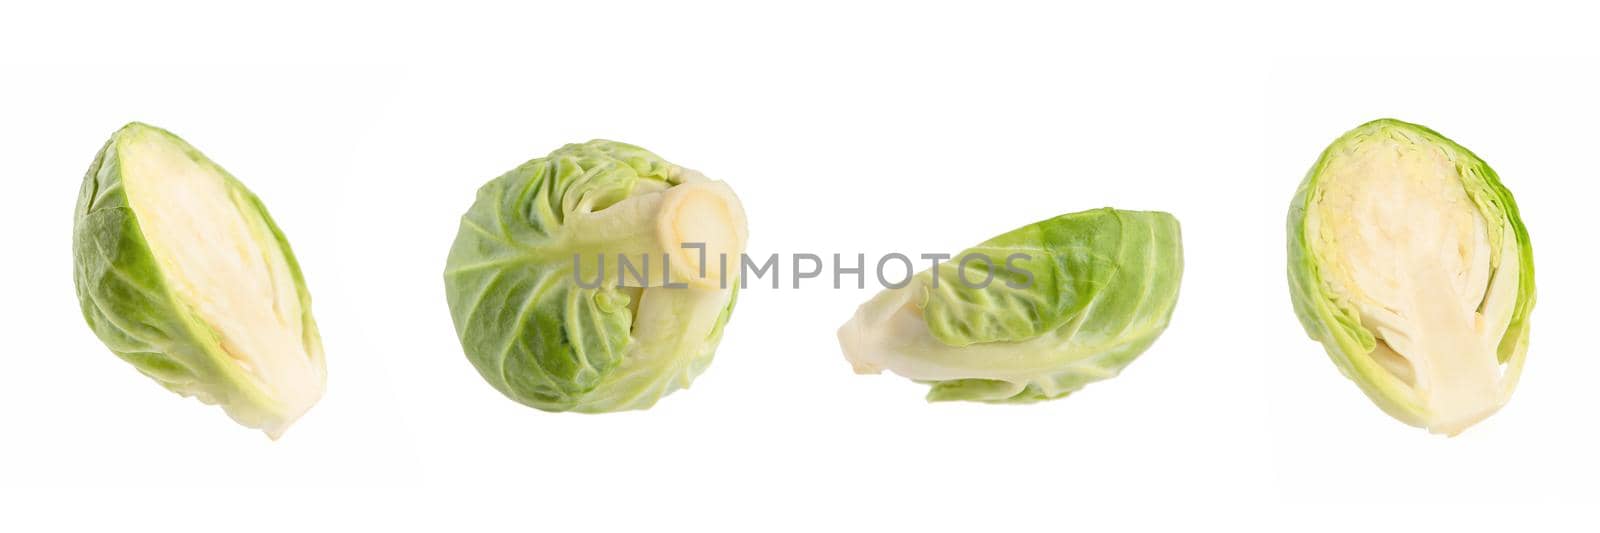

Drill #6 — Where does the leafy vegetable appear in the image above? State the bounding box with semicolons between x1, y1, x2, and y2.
838;208;1183;403
1287;118;1534;435
73;123;325;438
444;140;747;412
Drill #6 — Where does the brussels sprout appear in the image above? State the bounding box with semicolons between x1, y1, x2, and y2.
838;208;1183;403
72;123;325;438
444;140;747;413
1287;118;1535;435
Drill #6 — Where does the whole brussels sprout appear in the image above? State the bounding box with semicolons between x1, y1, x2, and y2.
838;208;1183;403
1287;118;1535;435
444;140;747;413
73;123;326;438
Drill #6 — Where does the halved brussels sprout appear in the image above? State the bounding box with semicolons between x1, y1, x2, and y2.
73;123;326;438
839;208;1183;403
1287;118;1535;435
444;140;747;413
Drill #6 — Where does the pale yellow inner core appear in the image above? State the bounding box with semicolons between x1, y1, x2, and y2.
121;132;324;424
1310;129;1518;435
658;181;748;288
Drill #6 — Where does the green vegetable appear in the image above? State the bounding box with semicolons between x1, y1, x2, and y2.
838;208;1183;403
73;123;325;438
1287;118;1535;435
444;140;747;412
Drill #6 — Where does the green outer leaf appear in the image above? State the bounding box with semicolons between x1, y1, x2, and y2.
562;285;738;413
1285;118;1535;428
892;208;1183;403
443;140;737;412
923;208;1127;346
71;122;323;435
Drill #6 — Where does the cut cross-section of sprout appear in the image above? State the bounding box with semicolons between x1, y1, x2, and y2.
73;123;325;438
1287;118;1535;435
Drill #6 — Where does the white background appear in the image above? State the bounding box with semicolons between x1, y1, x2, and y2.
2;2;1596;531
